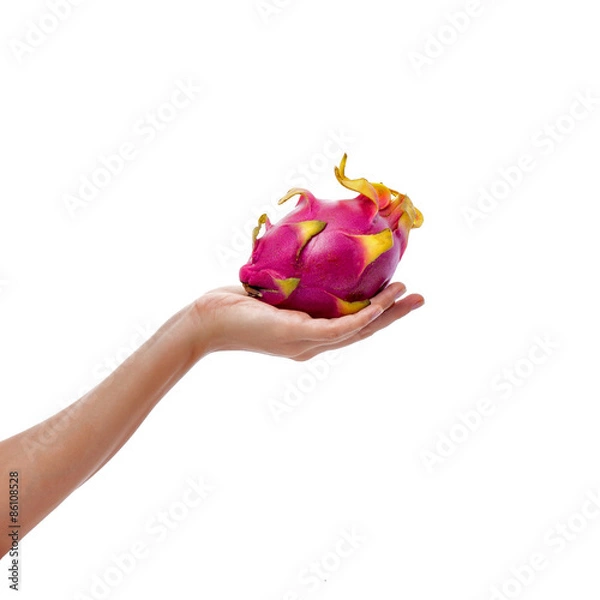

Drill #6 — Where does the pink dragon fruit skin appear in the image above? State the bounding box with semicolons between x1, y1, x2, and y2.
239;154;423;318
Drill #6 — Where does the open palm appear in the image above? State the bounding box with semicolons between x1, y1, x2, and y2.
194;282;424;361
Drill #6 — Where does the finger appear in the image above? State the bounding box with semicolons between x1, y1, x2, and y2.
298;282;409;344
297;282;408;343
357;294;425;337
293;293;424;359
303;294;424;359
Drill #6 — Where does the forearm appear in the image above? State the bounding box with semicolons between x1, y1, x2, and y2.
0;302;204;557
0;281;420;559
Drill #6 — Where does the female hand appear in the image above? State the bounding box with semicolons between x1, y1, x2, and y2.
0;281;423;558
193;282;424;361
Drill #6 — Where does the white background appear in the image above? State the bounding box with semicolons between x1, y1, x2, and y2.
1;0;599;598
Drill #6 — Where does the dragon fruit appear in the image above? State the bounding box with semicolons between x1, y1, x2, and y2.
239;154;423;318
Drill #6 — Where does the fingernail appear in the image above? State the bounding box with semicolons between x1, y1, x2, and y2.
369;307;384;321
411;299;425;311
395;286;407;299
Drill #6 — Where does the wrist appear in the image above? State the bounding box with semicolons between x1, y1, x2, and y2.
189;297;217;360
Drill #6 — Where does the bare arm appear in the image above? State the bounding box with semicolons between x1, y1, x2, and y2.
0;283;423;558
0;303;201;556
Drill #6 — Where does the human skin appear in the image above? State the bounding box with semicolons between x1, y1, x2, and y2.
0;282;423;558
